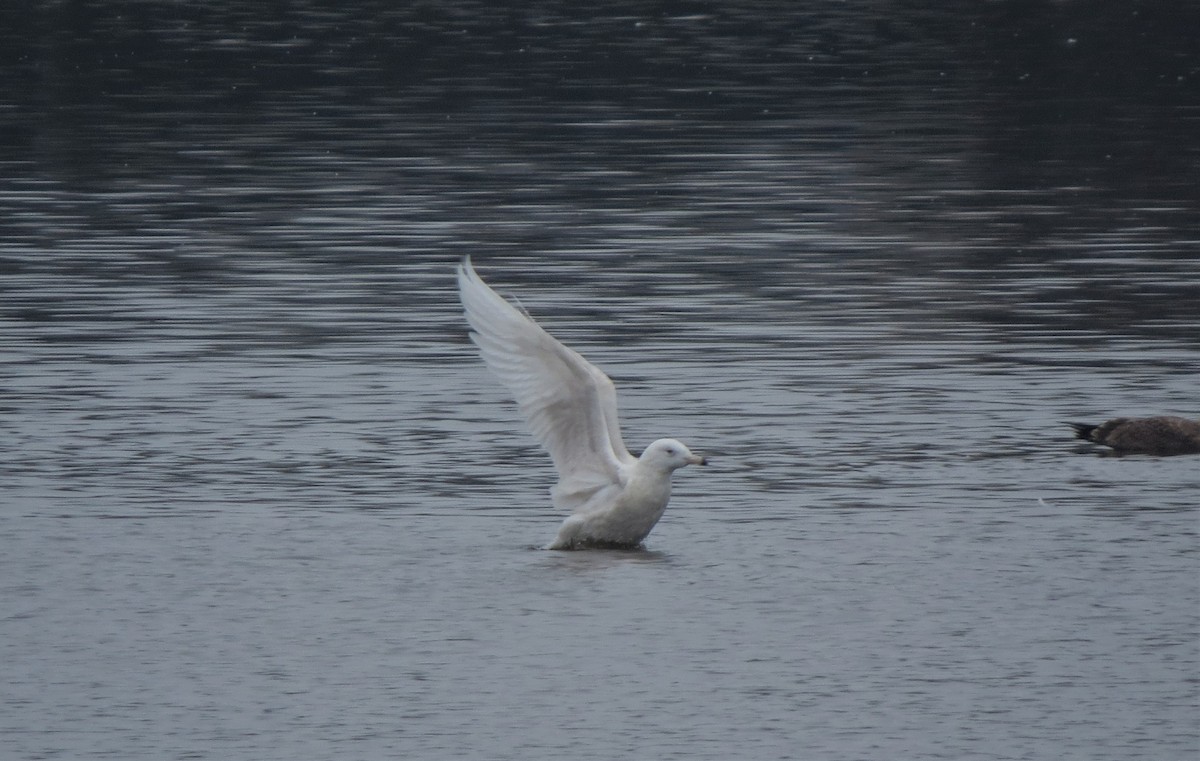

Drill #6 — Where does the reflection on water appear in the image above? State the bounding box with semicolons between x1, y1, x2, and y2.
1;3;1197;760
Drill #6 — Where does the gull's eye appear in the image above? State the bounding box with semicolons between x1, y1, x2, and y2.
665;447;676;455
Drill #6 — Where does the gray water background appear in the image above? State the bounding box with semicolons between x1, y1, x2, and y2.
2;3;1198;759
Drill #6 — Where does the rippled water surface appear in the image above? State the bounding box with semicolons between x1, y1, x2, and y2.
2;3;1198;760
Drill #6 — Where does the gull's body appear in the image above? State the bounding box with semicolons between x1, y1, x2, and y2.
456;257;705;549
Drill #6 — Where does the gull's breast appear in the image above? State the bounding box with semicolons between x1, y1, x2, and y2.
585;471;673;545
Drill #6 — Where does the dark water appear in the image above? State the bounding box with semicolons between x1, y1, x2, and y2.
2;3;1198;760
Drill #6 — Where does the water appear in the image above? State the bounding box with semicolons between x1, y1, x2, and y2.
2;3;1198;759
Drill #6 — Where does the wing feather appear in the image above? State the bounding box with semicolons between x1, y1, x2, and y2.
457;258;634;510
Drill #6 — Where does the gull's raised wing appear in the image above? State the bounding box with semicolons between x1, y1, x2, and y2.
457;258;635;510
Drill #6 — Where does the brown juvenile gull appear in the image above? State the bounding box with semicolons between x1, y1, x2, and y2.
1070;416;1200;455
456;257;706;550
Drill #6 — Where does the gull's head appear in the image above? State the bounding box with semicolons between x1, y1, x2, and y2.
641;438;707;472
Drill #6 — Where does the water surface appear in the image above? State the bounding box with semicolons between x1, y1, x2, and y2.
2;3;1197;760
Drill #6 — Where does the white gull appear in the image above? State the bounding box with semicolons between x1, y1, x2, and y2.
456;257;706;550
